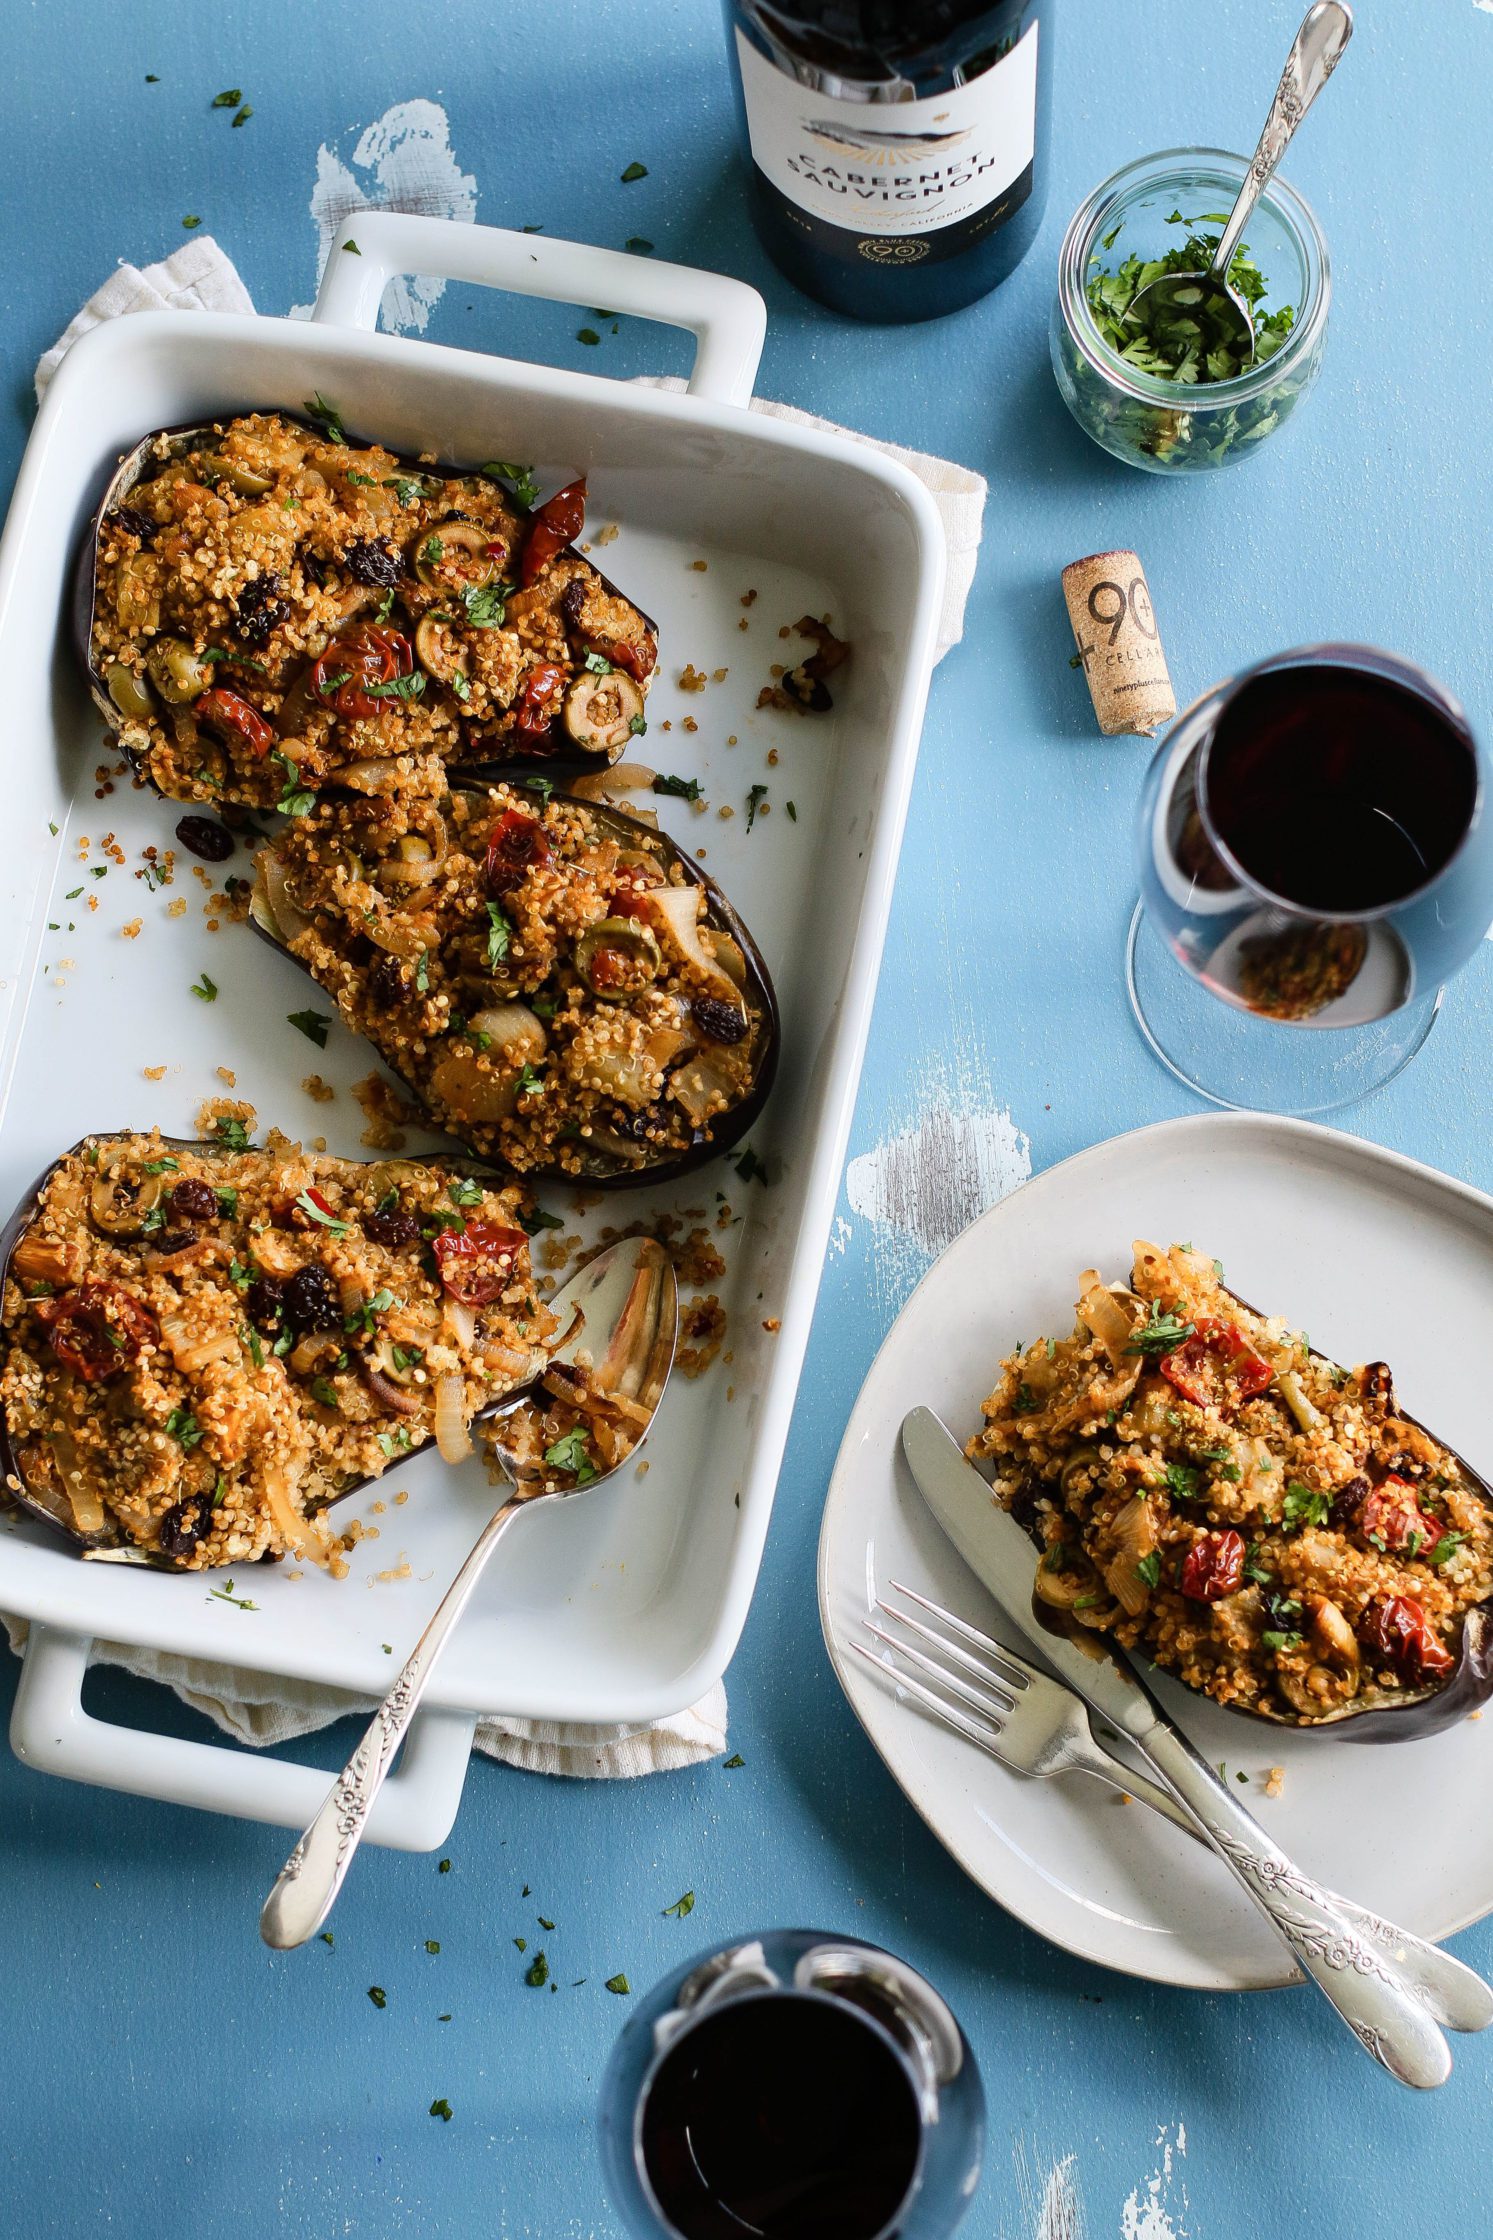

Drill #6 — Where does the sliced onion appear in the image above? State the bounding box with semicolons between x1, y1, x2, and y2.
256;854;312;944
338;757;404;794
434;1371;474;1464
643;884;739;1002
50;1429;105;1536
1077;1275;1140;1366
668;1052;738;1128
160;1312;238;1375
569;762;657;801
445;1297;478;1352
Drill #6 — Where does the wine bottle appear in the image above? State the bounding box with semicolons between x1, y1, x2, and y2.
722;1;1052;322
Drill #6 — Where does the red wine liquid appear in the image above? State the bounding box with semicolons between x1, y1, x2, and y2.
1202;664;1477;913
640;1995;922;2240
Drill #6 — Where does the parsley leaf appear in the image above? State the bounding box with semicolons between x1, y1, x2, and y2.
662;1891;696;1918
190;973;218;1002
1124;1303;1195;1357
485;902;512;967
303;392;347;444
653;773;702;802
620;161;648;182
543;1428;596;1482
164;1408;202;1449
1281;1483;1330;1532
746;782;768;829
288;1009;332;1047
215;1115;251;1151
295;1187;350;1235
482;461;540;509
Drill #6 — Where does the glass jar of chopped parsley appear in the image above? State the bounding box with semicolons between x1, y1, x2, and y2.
1050;147;1330;473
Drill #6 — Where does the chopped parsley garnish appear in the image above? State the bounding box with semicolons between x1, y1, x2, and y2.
461;580;507;629
724;1753;745;1768
376;1428;414;1460
425;1940;441;1955
210;1115;247;1151
1085;224;1296;386
428;2100;453;2123
309;1375;341;1410
1261;1628;1304;1654
342;239;361;255
514;1062;546;1098
271;749;316;816
215;1187;237;1217
485;902;512;967
746;782;768;829
1124;1303;1195;1356
786;800;798;821
729;1145;769;1185
628;712;648;736
524;1951;549;1988
448;1177;484;1208
1243;1543;1272;1585
1428;1531;1468;1568
288;1009;332;1047
227;1257;251;1292
141;1205;167;1234
577;326;601;346
653;773;702;802
1136;1553;1162;1589
518;1204;564;1236
165;1409;202;1448
304;392;347;444
382;475;427;508
1162;1461;1201;1502
439;1858;451;1873
521;774;555;803
662;1891;696;1918
368;1986;387;2008
245;1325;264;1369
620;161;648;182
1012;1382;1038;1415
208;1579;259;1611
295;1188;350;1235
544;1428;596;1482
143;1156;180;1174
482;461;539;509
583;649;614;675
1281;1484;1330;1531
421;534;445;566
346;470;379;488
604;1973;632;1994
345;1287;395;1335
414;951;430;993
211;88;242;107
364;671;426;703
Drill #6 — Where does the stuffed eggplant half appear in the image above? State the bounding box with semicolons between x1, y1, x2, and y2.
251;779;779;1185
0;1131;557;1572
80;413;658;809
967;1241;1493;1738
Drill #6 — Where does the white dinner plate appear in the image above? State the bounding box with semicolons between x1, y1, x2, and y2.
818;1113;1493;1991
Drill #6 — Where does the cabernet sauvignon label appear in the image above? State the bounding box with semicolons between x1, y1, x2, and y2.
733;21;1039;241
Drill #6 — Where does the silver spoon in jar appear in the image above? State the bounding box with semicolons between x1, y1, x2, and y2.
1128;2;1353;365
260;1235;677;1949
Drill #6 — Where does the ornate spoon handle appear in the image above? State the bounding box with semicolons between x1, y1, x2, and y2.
1137;1717;1450;2088
260;1494;530;1950
1212;2;1354;282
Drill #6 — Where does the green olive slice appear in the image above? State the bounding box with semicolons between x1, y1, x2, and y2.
198;454;275;498
414;614;470;685
414;521;495;592
563;669;645;755
106;662;157;721
574;917;662;1001
146;637;215;705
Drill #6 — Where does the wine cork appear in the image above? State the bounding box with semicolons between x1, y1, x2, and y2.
1061;550;1176;737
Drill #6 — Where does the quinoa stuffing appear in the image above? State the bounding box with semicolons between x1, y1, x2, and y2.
0;1131;556;1570
89;414;657;808
251;780;775;1181
967;1242;1493;1725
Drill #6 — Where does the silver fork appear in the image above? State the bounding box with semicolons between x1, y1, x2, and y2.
852;1580;1493;2034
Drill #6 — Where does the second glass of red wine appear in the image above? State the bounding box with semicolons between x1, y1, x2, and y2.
1130;644;1493;1114
598;1929;985;2240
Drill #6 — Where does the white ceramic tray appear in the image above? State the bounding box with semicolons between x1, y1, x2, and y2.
0;213;944;1844
819;1114;1493;1990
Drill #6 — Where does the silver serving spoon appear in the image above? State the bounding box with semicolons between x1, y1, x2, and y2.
1129;2;1353;365
260;1234;677;1949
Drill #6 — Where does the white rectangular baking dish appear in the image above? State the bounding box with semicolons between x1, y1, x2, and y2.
0;213;944;1845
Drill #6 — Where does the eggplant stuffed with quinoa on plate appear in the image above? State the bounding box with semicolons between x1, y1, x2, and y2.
967;1241;1493;1737
0;1130;557;1572
250;777;778;1186
79;411;658;808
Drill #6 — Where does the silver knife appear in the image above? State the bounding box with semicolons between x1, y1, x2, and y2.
900;1405;1488;2081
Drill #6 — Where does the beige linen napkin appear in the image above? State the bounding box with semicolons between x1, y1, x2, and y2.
15;235;984;1774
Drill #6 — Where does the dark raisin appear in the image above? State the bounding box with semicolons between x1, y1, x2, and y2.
302;552;331;589
558;578;587;631
159;1496;212;1562
344;537;402;588
368;954;410;1008
1009;1478;1043;1536
364;1208;420;1248
1360;1361;1393;1399
1329;1474;1370;1530
107;504;157;546
175;814;235;863
235;571;290;646
168;1177;220;1224
1383;1448;1428;1482
284;1263;342;1333
248;1275;286;1334
691;994;748;1045
147;1231;194;1256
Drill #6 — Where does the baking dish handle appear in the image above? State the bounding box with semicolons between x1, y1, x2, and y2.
9;1623;474;1851
309;210;767;408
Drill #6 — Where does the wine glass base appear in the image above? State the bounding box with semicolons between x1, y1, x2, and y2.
1125;902;1442;1116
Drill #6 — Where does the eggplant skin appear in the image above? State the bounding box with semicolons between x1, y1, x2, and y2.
75;414;660;804
250;777;780;1191
0;1132;546;1569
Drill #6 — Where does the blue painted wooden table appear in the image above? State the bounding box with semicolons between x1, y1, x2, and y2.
4;4;1493;2233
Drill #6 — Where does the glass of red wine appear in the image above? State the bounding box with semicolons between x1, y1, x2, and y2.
598;1930;985;2240
1130;645;1493;1113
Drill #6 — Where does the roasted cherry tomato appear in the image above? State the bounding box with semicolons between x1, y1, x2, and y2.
484;809;553;894
312;623;414;721
1159;1318;1274;1411
432;1222;527;1306
520;477;586;588
194;686;275;760
1359;1478;1443;1556
1360;1594;1456;1683
37;1281;157;1382
586;636;652;683
509;660;568;740
1180;1528;1246;1603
